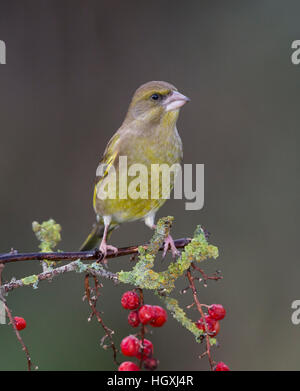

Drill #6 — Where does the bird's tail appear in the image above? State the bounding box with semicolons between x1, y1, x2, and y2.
79;221;117;251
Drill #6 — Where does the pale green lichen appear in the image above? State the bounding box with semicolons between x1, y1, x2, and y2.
21;274;38;286
160;296;202;339
156;295;217;345
32;219;61;252
209;337;217;346
117;220;219;294
117;217;173;290
32;219;62;268
73;259;88;273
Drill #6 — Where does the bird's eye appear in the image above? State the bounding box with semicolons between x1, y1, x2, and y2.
151;93;160;101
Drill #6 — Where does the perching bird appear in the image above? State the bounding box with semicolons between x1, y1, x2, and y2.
80;81;189;259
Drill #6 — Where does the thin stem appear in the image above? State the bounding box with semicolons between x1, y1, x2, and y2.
84;274;118;365
4;304;32;371
0;262;33;371
186;269;214;370
137;288;145;369
191;262;223;282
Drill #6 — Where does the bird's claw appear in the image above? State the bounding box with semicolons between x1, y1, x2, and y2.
105;244;118;254
162;234;180;259
99;242;118;264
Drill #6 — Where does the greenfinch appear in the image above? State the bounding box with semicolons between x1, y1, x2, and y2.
81;81;189;258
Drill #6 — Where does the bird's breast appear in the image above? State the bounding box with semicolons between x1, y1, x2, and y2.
94;124;183;224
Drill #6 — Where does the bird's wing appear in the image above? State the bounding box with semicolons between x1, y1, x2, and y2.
93;133;120;209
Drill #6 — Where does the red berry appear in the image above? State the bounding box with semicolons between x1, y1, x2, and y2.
144;357;158;370
196;315;220;337
214;361;230;371
121;291;140;310
150;305;167;327
208;304;226;321
120;335;139;357
14;316;26;331
138;305;155;325
118;361;140;371
128;311;140;327
136;338;153;360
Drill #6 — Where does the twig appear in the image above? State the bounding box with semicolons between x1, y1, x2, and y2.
0;238;191;265
186;269;214;370
84;274;118;365
0;262;33;371
4;303;32;371
191;263;223;283
137;288;145;369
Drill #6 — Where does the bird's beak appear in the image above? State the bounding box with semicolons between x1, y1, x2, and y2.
164;91;190;112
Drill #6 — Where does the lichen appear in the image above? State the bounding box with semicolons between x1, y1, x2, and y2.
32;219;62;268
117;219;219;294
21;275;38;286
160;295;203;339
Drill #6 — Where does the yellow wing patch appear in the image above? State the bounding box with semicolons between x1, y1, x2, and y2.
93;134;120;209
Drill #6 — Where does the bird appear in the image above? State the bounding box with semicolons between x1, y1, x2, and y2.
80;81;190;260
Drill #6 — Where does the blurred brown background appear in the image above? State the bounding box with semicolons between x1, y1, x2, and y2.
0;0;299;370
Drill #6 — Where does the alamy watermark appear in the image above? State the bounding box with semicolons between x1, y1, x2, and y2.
291;40;300;65
291;300;300;325
96;157;204;211
0;40;6;64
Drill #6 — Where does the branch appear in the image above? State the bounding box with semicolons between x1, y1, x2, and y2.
0;238;192;295
1;259;118;294
0;238;191;265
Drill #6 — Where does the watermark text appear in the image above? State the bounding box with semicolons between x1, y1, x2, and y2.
95;157;204;211
291;40;300;65
0;40;6;64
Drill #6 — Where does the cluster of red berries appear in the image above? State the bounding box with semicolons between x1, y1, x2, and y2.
121;291;167;328
195;304;226;337
14;316;26;331
118;290;167;371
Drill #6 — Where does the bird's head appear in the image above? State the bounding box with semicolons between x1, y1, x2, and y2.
125;81;190;125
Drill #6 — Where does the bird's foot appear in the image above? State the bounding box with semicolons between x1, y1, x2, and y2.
105;244;118;254
162;234;180;258
99;241;118;264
